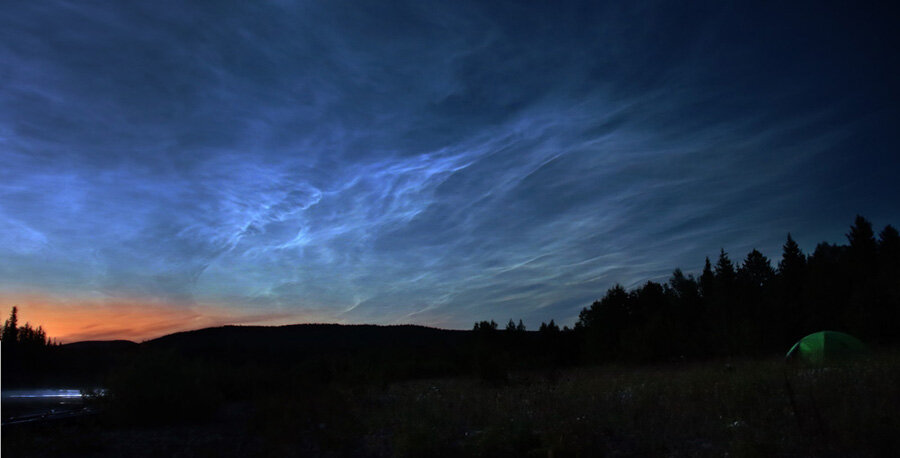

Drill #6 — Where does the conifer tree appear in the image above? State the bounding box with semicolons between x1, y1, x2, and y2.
778;233;806;277
878;225;900;269
715;249;736;285
739;249;775;290
777;233;808;340
2;306;19;344
699;257;715;299
847;215;877;254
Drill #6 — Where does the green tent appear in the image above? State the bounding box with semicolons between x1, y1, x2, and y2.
785;331;867;365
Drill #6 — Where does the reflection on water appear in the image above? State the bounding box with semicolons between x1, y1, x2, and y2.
2;388;101;424
2;389;84;399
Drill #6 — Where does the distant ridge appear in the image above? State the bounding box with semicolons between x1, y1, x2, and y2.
59;323;466;348
142;323;471;361
37;324;475;386
62;340;139;349
149;322;460;339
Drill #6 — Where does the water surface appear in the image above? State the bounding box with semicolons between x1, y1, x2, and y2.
2;388;95;424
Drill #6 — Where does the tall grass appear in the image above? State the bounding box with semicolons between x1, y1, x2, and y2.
12;350;897;456
245;352;900;456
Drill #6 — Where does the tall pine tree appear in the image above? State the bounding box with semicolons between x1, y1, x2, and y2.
777;233;808;341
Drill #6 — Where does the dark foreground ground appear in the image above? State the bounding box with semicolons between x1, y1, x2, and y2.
4;352;899;458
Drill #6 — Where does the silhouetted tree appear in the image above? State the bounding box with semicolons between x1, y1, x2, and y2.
669;269;699;299
876;225;900;342
778;234;807;278
539;320;560;333
2;306;19;344
668;269;704;356
471;320;505;382
804;242;850;332
879;225;900;262
737;249;775;352
878;225;900;283
699;257;715;300
573;215;900;362
18;323;49;348
473;320;498;332
577;284;629;361
715;249;736;286
2;306;58;387
709;250;738;354
626;281;668;360
847;215;877;259
738;250;775;290
777;233;808;343
843;216;880;338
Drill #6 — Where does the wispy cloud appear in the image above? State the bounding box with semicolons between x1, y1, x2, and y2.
1;1;897;336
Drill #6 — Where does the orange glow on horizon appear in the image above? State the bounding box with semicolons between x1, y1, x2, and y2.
0;294;318;343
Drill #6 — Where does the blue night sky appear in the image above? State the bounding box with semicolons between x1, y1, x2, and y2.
1;1;898;341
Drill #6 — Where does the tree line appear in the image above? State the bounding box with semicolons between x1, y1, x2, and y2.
1;306;55;349
1;306;61;386
476;215;900;364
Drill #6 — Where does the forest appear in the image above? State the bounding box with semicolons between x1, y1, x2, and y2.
574;215;899;361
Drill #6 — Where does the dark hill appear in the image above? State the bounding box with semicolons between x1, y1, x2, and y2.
146;323;468;353
55;340;139;385
142;324;475;378
62;340;139;351
137;323;573;383
2;340;139;388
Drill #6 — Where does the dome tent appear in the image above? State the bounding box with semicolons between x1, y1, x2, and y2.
785;331;867;365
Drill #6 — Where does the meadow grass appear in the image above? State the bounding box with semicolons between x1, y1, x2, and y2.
5;351;898;457
247;351;899;457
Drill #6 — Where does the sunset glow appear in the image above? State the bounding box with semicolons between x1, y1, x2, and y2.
0;294;317;343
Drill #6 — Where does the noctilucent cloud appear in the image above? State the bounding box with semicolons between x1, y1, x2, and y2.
2;1;898;341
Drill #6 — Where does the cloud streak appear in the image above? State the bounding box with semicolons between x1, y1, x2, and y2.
1;1;898;337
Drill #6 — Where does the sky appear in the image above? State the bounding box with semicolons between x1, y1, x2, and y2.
1;1;898;342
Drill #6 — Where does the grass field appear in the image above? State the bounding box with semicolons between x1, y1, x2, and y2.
4;351;899;457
